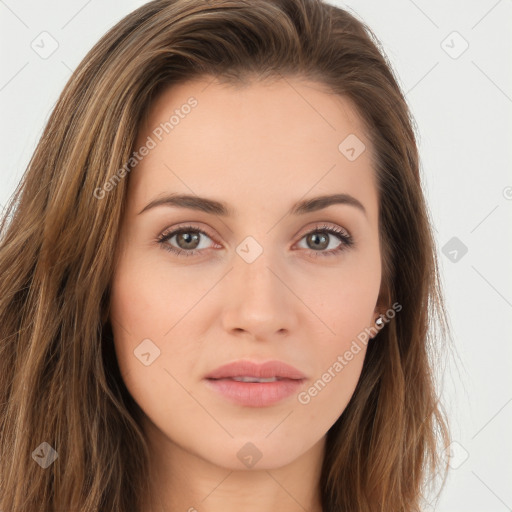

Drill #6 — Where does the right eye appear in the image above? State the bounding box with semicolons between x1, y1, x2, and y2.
156;225;219;257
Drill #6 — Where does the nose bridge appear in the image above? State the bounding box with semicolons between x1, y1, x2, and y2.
234;239;283;302
220;238;297;337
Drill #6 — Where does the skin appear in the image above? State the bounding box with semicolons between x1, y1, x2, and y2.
109;75;384;512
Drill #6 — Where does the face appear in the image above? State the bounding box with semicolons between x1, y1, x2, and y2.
109;76;383;472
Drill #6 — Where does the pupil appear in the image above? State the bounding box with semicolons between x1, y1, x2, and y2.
310;233;328;250
179;232;199;249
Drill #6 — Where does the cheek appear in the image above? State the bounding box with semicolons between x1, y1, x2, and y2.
322;280;379;341
306;248;381;340
109;247;187;343
108;263;186;426
296;278;375;419
109;252;167;381
108;250;206;394
298;250;380;402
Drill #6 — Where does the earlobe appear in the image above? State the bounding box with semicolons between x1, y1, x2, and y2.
373;277;393;333
369;312;386;340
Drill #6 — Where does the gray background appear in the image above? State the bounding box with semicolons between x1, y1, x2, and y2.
1;1;511;510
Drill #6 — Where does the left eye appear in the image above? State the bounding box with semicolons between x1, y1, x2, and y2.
156;223;354;258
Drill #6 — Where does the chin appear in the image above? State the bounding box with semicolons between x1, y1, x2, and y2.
192;433;315;471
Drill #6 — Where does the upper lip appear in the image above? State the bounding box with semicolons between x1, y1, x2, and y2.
205;360;306;380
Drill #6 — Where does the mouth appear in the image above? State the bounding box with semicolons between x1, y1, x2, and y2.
204;377;305;407
204;359;307;381
207;376;294;383
203;359;307;407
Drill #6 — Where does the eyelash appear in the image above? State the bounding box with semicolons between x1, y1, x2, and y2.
156;223;354;258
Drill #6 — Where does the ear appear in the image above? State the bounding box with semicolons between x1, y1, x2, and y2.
373;279;391;321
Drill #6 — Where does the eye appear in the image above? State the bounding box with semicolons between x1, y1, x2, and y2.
156;223;354;258
295;223;354;258
156;224;218;257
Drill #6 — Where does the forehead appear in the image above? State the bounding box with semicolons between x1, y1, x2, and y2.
127;76;378;221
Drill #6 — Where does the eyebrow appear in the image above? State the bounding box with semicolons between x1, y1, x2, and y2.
138;192;366;217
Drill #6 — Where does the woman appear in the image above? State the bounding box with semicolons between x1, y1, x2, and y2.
0;0;451;510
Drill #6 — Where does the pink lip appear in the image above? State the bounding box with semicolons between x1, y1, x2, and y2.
205;360;307;380
204;360;307;407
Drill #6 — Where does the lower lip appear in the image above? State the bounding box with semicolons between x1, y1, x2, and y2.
204;378;305;407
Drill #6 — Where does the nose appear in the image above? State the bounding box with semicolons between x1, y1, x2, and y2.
220;248;299;341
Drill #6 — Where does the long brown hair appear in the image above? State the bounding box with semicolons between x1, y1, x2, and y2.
0;0;451;510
